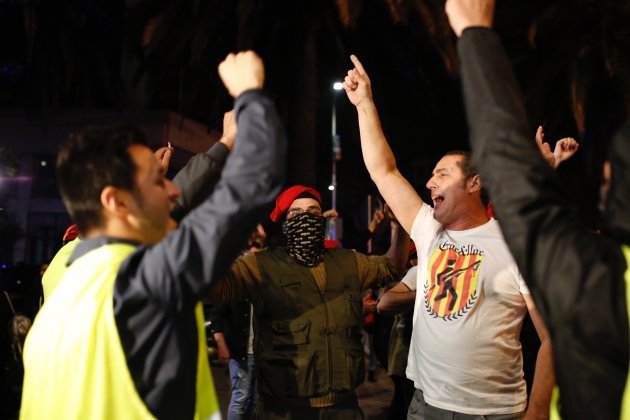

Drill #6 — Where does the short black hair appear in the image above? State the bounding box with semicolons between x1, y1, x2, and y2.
443;150;478;179
56;126;148;233
444;150;488;205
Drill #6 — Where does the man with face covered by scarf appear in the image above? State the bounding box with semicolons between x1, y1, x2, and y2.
209;185;409;419
276;187;327;266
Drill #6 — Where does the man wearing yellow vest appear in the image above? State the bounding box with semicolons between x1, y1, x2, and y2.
445;0;630;418
20;50;286;420
41;108;240;301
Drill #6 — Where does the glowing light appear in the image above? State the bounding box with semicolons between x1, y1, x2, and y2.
328;185;335;191
333;82;343;91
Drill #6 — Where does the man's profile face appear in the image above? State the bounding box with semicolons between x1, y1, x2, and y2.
425;154;474;227
127;145;180;244
286;198;322;220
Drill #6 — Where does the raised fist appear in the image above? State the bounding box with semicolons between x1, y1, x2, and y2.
218;51;264;98
445;0;495;37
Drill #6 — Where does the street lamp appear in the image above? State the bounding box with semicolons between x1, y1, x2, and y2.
327;81;344;241
331;80;343;208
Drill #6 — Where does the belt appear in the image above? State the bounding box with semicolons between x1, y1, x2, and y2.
263;391;357;408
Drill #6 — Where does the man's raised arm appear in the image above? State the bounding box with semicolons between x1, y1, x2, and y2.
129;51;286;305
343;55;423;233
446;2;629;418
170;110;237;221
445;0;589;298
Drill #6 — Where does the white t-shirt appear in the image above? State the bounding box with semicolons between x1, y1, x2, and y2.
402;266;417;290
406;203;530;415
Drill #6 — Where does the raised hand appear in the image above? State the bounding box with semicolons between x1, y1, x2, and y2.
219;110;237;150
343;55;374;109
445;0;495;37
553;137;579;167
154;146;173;172
368;209;385;234
535;126;579;168
218;51;264;98
535;126;555;167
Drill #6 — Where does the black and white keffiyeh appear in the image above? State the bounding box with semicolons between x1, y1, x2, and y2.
282;212;326;267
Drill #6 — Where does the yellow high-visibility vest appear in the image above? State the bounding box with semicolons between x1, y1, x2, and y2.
42;238;79;299
21;243;220;420
620;245;630;418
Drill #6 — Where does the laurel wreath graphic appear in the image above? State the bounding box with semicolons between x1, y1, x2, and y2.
423;282;479;322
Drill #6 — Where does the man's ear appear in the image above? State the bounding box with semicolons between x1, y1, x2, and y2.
101;186;130;217
467;174;482;193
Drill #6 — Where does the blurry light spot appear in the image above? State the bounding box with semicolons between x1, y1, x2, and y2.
333;82;343;91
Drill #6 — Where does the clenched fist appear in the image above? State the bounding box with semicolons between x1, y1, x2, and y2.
445;0;495;37
218;51;265;98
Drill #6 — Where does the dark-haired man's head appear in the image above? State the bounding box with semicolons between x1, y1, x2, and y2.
425;151;487;230
56;126;180;245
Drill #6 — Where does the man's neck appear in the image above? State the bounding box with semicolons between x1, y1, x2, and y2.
443;209;489;231
83;226;144;244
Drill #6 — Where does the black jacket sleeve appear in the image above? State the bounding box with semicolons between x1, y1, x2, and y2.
122;89;286;308
170;142;230;222
206;303;227;334
457;28;629;419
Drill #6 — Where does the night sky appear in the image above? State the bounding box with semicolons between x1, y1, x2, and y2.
1;0;629;250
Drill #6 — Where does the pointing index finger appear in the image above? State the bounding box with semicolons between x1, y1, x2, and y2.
350;54;367;76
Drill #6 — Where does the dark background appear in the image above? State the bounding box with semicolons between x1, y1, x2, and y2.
1;0;629;262
1;2;629;417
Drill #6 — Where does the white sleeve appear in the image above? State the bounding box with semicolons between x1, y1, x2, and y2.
514;267;531;295
401;265;418;291
410;203;440;245
409;203;442;266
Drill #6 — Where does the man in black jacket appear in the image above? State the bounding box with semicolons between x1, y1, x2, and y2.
446;1;630;418
21;51;286;420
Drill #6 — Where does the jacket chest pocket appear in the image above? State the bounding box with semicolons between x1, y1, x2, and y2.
271;320;311;350
277;277;304;296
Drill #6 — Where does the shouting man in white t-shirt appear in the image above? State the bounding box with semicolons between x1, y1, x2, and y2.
342;55;554;419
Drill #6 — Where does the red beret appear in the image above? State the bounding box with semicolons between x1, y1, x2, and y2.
270;185;321;222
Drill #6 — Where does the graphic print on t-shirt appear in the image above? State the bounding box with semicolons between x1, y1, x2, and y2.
424;242;484;321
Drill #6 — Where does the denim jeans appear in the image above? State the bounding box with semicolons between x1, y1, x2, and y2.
228;354;256;420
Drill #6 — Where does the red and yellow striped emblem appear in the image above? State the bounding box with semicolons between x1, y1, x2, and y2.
424;247;483;321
